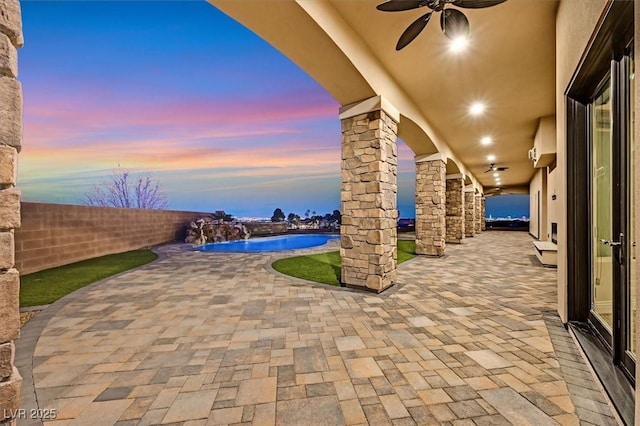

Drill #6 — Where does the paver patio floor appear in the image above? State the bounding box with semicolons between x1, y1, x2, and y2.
16;231;619;425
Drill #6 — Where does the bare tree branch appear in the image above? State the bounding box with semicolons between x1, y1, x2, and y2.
83;166;168;209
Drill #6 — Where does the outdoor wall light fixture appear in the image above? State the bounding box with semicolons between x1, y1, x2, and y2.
376;0;508;51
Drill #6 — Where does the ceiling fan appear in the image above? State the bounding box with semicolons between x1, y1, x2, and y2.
376;0;508;50
484;163;509;173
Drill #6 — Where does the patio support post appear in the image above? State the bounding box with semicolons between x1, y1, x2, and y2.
481;196;486;231
0;1;23;424
445;174;465;244
464;186;476;237
475;194;482;233
415;154;446;256
339;95;398;292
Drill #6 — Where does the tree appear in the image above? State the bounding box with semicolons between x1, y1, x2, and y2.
271;208;285;222
212;211;234;222
287;212;296;223
331;209;342;224
83;166;168;209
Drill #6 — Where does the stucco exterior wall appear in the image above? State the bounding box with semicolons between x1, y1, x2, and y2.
529;168;543;239
547;165;559;243
555;0;609;322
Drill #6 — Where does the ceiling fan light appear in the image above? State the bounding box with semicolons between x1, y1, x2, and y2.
449;35;469;53
441;8;470;40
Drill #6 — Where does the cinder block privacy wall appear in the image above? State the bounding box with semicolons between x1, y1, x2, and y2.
14;203;289;275
0;0;23;422
14;203;211;275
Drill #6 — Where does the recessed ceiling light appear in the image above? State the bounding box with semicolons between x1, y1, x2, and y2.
449;36;469;53
481;136;492;146
469;102;486;116
493;172;499;177
487;155;496;162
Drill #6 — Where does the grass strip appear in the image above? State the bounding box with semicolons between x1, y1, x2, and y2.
20;249;158;307
272;240;416;286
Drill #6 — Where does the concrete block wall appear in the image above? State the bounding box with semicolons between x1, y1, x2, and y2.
15;202;210;275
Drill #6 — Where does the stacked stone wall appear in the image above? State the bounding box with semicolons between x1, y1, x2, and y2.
0;1;23;423
481;196;487;231
445;177;465;244
475;194;482;233
415;159;446;256
340;109;397;292
464;191;476;237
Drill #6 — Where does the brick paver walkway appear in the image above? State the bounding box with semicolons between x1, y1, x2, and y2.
16;232;618;425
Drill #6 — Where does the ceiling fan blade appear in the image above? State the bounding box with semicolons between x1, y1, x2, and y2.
452;0;508;9
396;12;431;50
377;1;428;12
440;8;469;40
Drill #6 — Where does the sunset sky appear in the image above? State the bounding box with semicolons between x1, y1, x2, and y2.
18;1;528;219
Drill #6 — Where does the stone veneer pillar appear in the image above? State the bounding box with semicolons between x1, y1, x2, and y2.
481;196;486;231
475;194;482;233
464;188;476;237
445;175;465;244
415;155;446;256
340;96;398;292
0;1;23;424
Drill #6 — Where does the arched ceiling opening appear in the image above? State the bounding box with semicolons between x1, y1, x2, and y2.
208;0;558;193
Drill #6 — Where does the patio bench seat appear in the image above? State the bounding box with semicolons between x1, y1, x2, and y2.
533;240;557;267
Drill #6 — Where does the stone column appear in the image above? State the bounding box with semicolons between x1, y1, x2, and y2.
464;187;476;237
0;1;23;425
481;196;486;231
340;96;398;292
445;174;465;244
415;154;446;256
475;194;482;233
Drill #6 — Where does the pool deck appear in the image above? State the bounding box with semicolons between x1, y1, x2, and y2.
16;232;619;425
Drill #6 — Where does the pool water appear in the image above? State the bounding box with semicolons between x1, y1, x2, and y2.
195;234;339;253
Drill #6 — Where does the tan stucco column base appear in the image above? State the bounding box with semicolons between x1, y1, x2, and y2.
339;96;398;293
415;155;446;256
0;1;23;424
464;187;476;238
445;175;465;244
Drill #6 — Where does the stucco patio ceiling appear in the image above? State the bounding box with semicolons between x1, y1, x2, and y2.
208;0;557;191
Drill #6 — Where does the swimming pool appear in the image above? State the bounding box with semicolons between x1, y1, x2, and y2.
195;234;339;253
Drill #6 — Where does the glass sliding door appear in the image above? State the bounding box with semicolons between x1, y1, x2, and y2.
591;77;614;336
588;54;636;381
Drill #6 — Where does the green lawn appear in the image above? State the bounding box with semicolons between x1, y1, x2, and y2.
20;250;158;307
272;240;416;286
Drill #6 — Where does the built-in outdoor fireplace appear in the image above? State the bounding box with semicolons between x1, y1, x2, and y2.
551;222;558;244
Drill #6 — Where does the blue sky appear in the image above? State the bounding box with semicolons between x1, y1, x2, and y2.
18;0;526;219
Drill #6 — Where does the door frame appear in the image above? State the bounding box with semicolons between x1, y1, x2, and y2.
565;0;635;422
